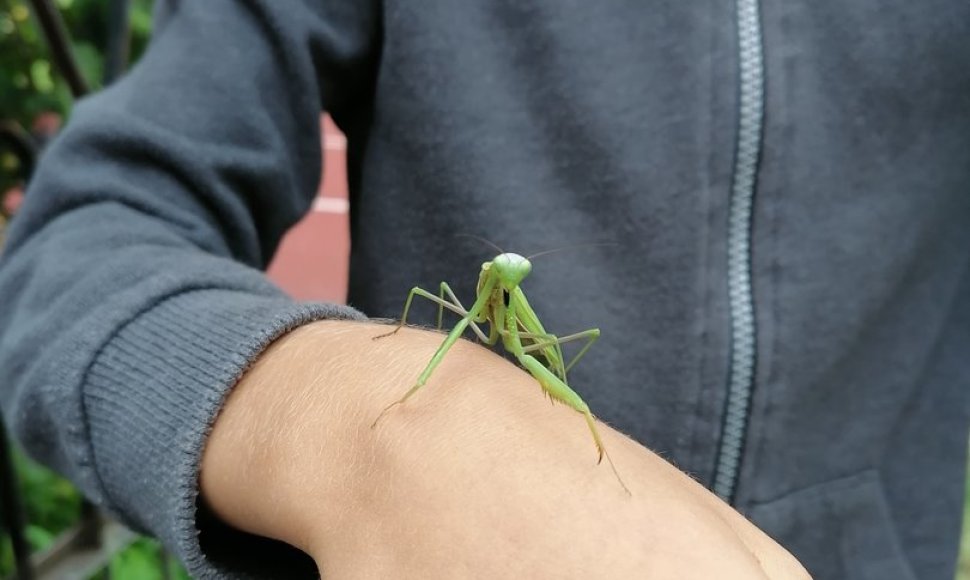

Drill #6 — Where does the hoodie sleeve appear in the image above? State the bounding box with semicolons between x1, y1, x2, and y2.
0;1;378;577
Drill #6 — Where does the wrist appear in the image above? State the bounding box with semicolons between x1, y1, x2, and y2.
199;320;381;552
199;320;533;553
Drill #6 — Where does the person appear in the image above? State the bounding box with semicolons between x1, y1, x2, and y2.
1;1;967;578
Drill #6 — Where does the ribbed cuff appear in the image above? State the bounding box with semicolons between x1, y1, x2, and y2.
84;289;365;579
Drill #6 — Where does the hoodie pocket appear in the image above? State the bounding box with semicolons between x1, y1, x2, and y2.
746;469;917;580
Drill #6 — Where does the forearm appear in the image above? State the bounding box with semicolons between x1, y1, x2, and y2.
201;320;811;579
202;320;548;551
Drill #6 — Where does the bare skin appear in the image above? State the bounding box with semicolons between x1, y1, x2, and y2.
201;320;811;579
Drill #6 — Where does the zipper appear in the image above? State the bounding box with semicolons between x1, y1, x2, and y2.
712;0;766;503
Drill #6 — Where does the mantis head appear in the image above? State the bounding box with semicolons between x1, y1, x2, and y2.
490;253;532;288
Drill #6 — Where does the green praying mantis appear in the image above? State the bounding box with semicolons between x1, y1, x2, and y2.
370;243;631;495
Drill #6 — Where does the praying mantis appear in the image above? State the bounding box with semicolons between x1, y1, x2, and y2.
371;245;631;495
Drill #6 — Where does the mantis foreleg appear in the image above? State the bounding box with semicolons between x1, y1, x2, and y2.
519;328;600;375
502;327;567;381
517;353;631;496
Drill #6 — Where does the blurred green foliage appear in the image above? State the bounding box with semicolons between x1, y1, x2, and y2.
0;450;190;578
0;0;153;126
0;3;192;577
0;0;153;192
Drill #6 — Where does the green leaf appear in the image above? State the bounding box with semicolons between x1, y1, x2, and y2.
0;15;15;36
29;60;54;93
25;524;56;551
73;41;103;89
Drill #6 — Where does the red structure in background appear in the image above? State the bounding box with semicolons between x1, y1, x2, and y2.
266;116;350;304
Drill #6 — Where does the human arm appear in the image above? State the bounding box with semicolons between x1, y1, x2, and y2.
203;320;812;579
0;0;376;576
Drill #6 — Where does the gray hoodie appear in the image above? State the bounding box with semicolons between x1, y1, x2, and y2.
1;1;967;578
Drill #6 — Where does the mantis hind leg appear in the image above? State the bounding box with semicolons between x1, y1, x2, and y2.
373;285;489;343
517;354;631;496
